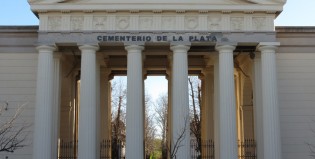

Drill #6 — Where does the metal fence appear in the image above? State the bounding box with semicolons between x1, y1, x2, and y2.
238;139;256;159
191;140;215;159
58;140;125;159
58;140;77;159
58;139;255;159
191;139;256;159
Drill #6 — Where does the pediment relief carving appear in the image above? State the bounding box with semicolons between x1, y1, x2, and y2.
29;0;286;5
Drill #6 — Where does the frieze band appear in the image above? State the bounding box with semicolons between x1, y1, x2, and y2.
97;35;218;42
37;32;277;45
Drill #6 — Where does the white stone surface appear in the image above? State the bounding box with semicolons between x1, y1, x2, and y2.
216;45;238;159
253;53;264;159
78;45;100;159
33;45;56;159
276;52;315;159
170;45;190;159
125;45;145;159
258;43;282;159
29;0;285;13
38;12;275;32
201;68;214;140
52;54;61;159
213;54;220;159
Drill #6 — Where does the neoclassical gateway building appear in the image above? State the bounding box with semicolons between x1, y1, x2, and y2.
1;0;315;159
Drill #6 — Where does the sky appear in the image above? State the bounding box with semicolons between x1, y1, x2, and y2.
1;0;315;101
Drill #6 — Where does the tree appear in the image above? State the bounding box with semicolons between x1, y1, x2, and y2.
111;77;156;158
144;108;156;159
168;116;189;159
144;93;157;159
188;77;202;155
154;94;168;159
111;78;127;158
0;101;29;153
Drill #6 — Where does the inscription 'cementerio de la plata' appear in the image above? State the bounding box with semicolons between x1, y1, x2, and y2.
97;35;218;43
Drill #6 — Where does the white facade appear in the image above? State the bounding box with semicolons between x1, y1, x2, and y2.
1;1;315;159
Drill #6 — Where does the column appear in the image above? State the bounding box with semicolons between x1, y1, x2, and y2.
258;42;282;159
253;52;264;159
216;45;238;159
201;68;214;158
100;69;112;158
78;45;99;159
33;45;56;159
164;67;173;159
52;54;62;159
170;45;190;159
125;45;145;159
213;54;220;159
166;67;172;159
201;68;214;140
95;56;101;158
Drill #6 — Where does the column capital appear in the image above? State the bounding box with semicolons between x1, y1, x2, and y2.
170;44;190;52
257;42;280;52
125;45;145;53
215;44;236;52
36;45;57;52
79;44;99;51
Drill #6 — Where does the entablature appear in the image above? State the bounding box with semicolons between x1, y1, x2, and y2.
37;11;276;32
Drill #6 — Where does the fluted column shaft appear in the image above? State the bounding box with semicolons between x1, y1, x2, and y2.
52;54;61;159
213;55;220;159
166;68;173;159
100;69;112;140
201;68;214;158
258;43;282;159
253;53;264;159
125;45;145;159
33;45;56;159
78;45;99;159
201;69;214;141
170;45;190;159
216;45;237;159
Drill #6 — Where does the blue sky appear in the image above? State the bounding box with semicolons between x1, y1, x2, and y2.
1;0;315;26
